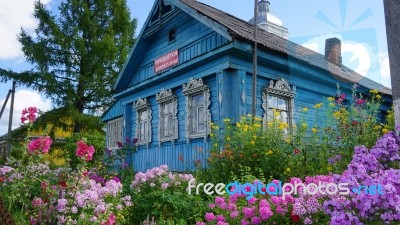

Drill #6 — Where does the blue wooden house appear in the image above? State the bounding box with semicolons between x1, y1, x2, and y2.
102;0;392;172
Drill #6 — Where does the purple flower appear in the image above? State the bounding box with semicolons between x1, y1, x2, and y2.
205;212;215;221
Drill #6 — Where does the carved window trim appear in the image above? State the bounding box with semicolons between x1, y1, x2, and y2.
182;78;211;142
262;78;296;130
134;98;152;146
156;88;178;144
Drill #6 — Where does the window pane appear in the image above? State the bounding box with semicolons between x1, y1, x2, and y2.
191;108;198;132
140;122;145;141
198;107;205;131
163;115;173;137
164;102;173;114
140;110;148;121
267;109;273;120
277;97;287;110
268;95;277;108
281;111;288;124
192;94;204;107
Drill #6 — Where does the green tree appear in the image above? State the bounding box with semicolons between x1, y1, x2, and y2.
0;0;136;132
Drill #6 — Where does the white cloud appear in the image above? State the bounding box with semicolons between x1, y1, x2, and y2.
378;52;391;88
0;0;52;60
300;33;344;54
0;90;52;136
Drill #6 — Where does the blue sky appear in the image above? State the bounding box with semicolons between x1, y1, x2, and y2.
0;0;390;134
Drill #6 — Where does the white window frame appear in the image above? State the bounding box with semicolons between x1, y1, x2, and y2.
156;88;178;144
106;117;123;150
134;98;152;146
183;78;211;142
262;78;296;130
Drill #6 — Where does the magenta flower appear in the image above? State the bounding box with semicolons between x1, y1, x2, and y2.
27;136;52;154
21;106;38;123
76;140;95;161
205;212;215;221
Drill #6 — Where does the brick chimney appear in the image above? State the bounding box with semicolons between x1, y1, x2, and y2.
325;38;342;66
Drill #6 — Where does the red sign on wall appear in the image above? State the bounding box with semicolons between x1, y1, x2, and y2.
154;50;179;73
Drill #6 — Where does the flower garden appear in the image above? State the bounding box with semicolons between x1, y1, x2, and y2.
0;87;400;224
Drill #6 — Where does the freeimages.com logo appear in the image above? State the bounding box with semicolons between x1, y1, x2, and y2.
187;180;384;200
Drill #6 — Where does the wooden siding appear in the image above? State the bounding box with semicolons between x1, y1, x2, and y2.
129;11;229;87
131;141;210;172
102;99;123;122
122;72;220;171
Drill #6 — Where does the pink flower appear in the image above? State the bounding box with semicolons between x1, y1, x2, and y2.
356;99;366;105
21;107;38;124
75;140;95;161
28;107;38;114
101;214;116;225
27;136;52;154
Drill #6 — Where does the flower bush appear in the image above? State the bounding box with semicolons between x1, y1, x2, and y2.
0;107;131;225
198;130;400;225
206;86;390;183
126;165;208;224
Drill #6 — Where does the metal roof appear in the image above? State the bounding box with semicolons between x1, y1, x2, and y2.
179;0;392;95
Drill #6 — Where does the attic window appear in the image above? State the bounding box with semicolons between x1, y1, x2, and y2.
169;28;176;42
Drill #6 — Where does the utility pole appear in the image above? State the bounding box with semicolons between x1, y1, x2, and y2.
5;81;15;157
252;0;258;117
384;0;400;134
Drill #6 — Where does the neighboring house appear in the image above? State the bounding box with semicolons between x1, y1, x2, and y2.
102;0;392;172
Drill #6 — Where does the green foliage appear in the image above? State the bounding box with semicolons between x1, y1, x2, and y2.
125;166;208;224
204;86;391;183
0;0;137;132
64;131;106;169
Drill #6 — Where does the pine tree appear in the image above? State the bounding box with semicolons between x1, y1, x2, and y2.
0;0;136;132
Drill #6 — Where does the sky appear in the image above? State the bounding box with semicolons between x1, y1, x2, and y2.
0;0;391;135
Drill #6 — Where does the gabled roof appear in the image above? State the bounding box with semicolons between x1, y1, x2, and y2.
178;0;391;95
114;0;391;95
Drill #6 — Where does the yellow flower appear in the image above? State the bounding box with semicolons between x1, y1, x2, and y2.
253;135;257;139
254;117;262;121
329;103;335;107
253;123;261;128
266;150;273;155
284;138;291;143
274;110;280;117
278;122;289;130
333;111;341;118
303;107;308;112
251;141;255;145
314;103;323;109
301;123;308;129
223;118;231;123
210;133;214;137
210;122;214;126
247;114;252;118
327;97;335;102
226;137;231;141
327;165;332;171
236;122;241;127
214;143;218;147
383;128;389;134
312;128;317;133
374;125;382;131
214;126;219;129
285;168;291;172
376;95;382;100
370;89;379;94
267;121;273;127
